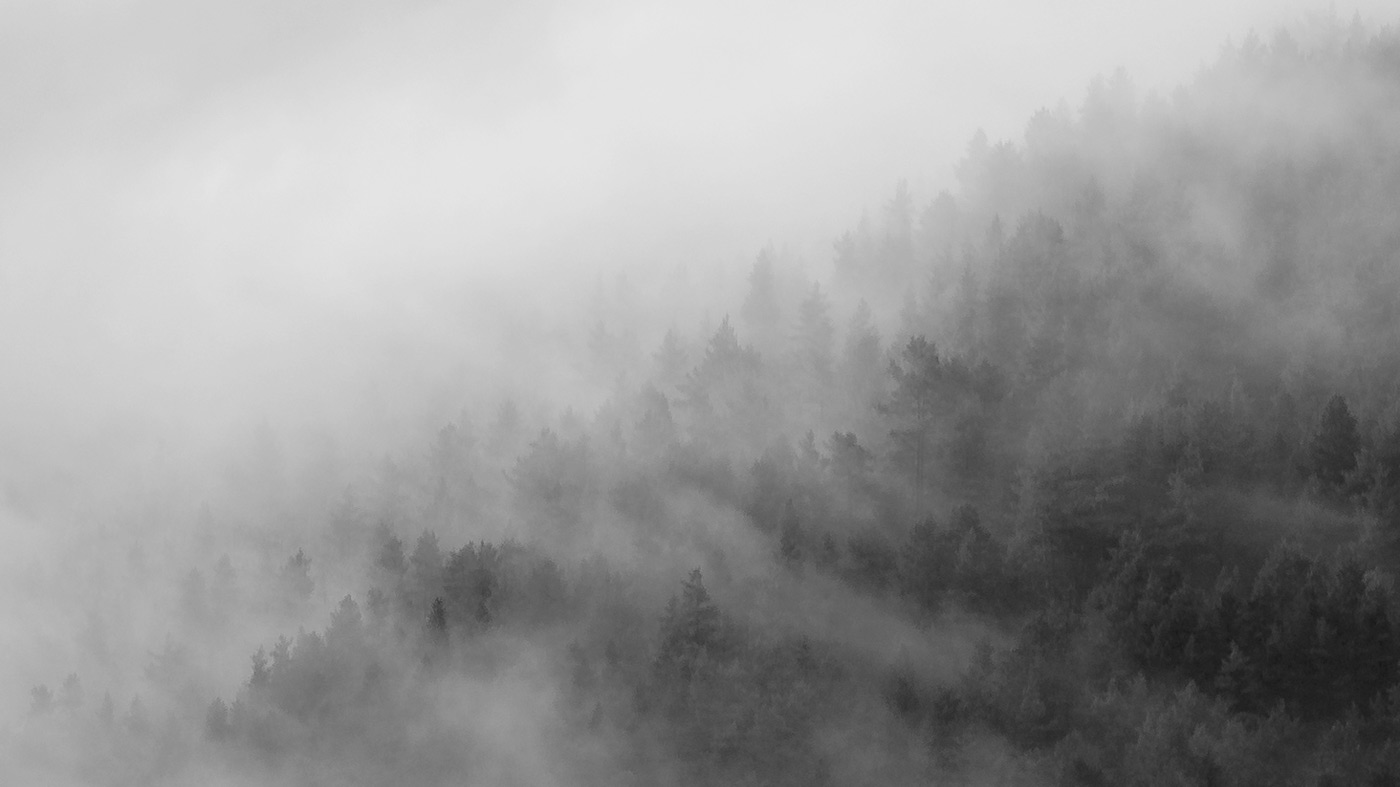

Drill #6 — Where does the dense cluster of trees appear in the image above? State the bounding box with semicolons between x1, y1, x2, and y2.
18;15;1400;786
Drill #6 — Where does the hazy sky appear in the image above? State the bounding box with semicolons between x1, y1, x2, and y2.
0;0;1393;509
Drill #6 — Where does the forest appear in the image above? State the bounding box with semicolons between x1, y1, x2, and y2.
13;15;1400;787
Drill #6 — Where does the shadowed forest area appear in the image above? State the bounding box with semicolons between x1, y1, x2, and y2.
16;15;1400;787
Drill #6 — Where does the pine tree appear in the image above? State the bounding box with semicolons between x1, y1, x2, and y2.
60;673;82;712
249;647;270;691
684;317;768;451
635;385;677;458
1365;420;1400;529
778;500;803;564
882;179;915;273
951;261;980;353
280;549;314;606
841;299;884;420
1216;643;1259;712
744;450;788;534
833;230;862;282
29;684;52;716
827;431;872;488
1354;582;1396;703
655;569;723;684
741;248;781;334
428;597;449;647
793;283;835;389
205;698;231;740
1312;394;1360;492
326;595;363;649
375;525;406;578
409;531;444;606
900;516;955;612
881;336;944;513
653;328;688;387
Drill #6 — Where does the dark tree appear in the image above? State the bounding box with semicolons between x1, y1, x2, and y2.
409;531;444;601
428;597;449;649
833;229;863;282
846;531;898;592
778;500;803;564
375;525;407;578
901;517;954;612
683;317;769;452
205;698;231;740
280;549;314;605
60;673;82;712
744;448;790;535
443;542;498;629
828;431;871;477
793;283;835;389
326;595;363;648
249;647;270;691
1365;421;1400;529
843;300;882;378
655;569;723;683
840;300;885;426
29;684;53;716
510;429;593;536
1311;394;1360;493
882;336;944;512
634;385;677;459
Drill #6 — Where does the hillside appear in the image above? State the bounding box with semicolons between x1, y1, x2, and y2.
13;15;1400;787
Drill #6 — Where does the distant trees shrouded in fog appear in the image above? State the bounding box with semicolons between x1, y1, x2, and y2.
25;15;1400;787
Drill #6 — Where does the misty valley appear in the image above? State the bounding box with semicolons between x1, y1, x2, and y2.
14;13;1400;787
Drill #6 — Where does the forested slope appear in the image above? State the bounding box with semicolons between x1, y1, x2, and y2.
15;17;1400;787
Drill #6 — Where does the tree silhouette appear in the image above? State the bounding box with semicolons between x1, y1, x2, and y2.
655;569;723;684
778;500;803;564
793;283;835;389
428;597;449;650
1311;394;1359;493
741;248;781;335
881;336;944;512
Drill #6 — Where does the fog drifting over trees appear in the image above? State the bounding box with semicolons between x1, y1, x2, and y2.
8;3;1400;786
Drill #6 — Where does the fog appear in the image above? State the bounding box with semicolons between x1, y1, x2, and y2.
5;0;1384;492
7;2;1400;785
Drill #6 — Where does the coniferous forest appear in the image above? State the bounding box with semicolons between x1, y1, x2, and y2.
16;14;1400;787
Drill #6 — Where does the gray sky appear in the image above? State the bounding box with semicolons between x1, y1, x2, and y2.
0;0;1392;510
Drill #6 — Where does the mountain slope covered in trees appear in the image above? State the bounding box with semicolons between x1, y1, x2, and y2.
15;16;1400;787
